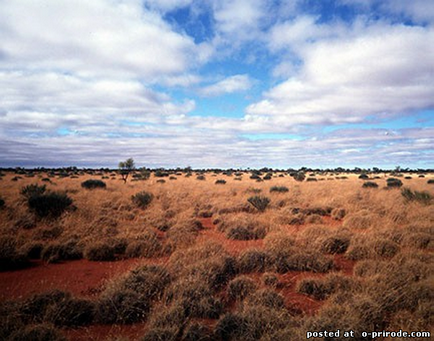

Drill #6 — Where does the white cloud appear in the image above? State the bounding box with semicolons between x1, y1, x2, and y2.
0;0;203;80
248;24;434;124
143;0;194;12
200;74;253;97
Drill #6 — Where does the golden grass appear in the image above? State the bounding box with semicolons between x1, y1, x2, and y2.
0;170;433;339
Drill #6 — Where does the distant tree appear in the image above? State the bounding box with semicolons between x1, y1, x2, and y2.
119;158;135;183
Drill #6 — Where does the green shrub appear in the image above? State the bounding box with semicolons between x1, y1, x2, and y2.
292;172;305;182
427;179;434;184
386;178;403;188
358;174;369;179
270;186;289;193
401;187;432;205
362;181;378;188
196;175;205;180
247;196;270;212
28;192;73;218
131;191;153;208
215;179;226;184
20;184;46;199
81;179;106;189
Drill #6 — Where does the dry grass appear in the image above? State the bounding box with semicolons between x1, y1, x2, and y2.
0;170;433;339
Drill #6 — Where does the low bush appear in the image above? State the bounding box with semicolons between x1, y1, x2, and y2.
262;273;279;288
331;207;346;220
214;313;248;340
246;289;285;309
131;191;153;209
215;179;226;184
81;179;106;189
270;186;289;193
0;236;29;271
28;192;73;218
84;242;116;261
19;289;94;327
8;324;66;341
427;179;434;184
226;225;266;240
321;236;351;254
362;181;378;188
196;175;205;180
20;184;46;199
164;278;223;319
97;265;171;324
41;240;83;263
247;196;270;212
183;322;213;341
358;174;369;179
272;250;334;274
401;187;432;205
227;276;258;301
292;172;305;182
386;178;403;188
97;289;150;324
373;240;400;258
21;242;44;259
238;249;269;273
125;231;162;258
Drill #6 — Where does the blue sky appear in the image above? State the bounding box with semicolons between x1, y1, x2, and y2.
0;0;433;169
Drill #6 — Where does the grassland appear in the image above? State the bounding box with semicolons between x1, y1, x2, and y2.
0;169;433;340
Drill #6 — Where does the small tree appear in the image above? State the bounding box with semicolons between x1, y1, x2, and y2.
119;158;135;183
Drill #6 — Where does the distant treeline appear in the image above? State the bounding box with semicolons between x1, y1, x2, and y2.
1;166;432;174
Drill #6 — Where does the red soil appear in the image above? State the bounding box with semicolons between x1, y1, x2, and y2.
0;257;168;301
0;216;355;340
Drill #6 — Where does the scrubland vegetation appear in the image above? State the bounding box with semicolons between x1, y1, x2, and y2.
0;167;433;340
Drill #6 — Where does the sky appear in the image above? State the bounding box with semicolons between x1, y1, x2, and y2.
0;0;433;169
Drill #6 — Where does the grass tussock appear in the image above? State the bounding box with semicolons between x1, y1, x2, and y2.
81;179;107;189
401;187;432;205
0;171;433;340
97;264;171;324
218;214;268;240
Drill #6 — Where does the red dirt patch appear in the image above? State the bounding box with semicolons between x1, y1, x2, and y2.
0;257;168;301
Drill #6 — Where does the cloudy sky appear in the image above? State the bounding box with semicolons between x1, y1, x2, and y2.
1;0;433;169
